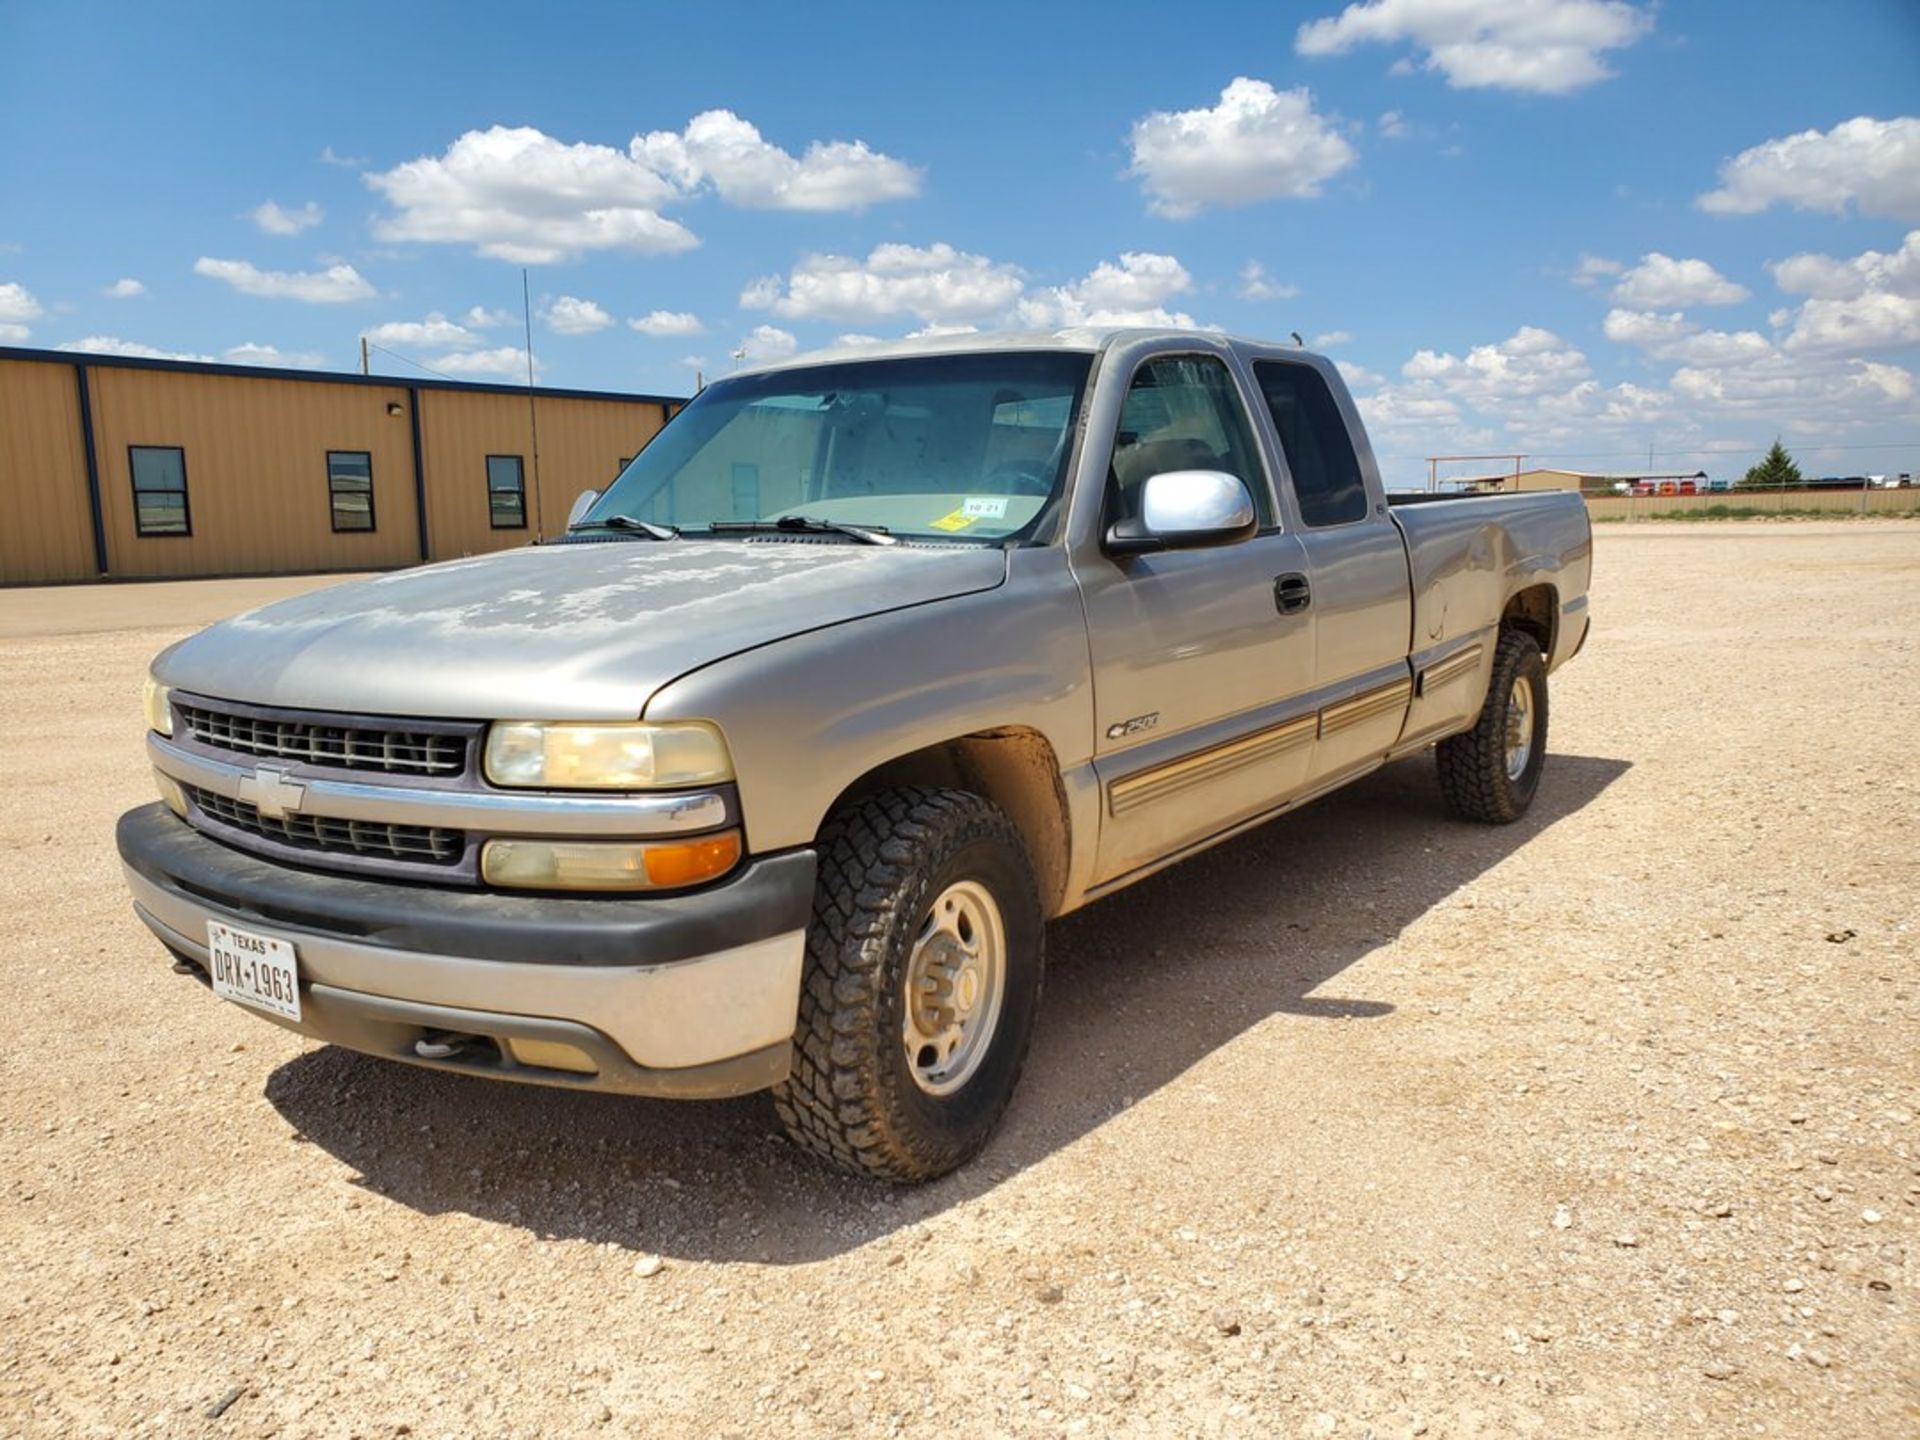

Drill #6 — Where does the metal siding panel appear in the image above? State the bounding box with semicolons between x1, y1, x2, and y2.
0;359;98;584
93;368;421;578
2;357;664;581
421;392;666;561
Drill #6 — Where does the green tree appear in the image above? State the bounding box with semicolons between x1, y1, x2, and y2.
1739;438;1803;489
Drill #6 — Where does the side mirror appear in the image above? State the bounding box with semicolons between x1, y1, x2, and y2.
566;488;601;528
1104;470;1259;555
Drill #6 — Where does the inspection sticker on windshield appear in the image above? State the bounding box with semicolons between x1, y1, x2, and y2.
207;920;301;1022
961;496;1009;519
929;509;978;532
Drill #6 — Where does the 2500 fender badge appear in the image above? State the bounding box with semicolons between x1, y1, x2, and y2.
1106;712;1160;740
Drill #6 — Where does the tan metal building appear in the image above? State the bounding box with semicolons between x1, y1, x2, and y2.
0;345;682;586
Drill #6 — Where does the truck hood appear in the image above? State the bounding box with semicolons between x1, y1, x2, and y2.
155;540;1007;719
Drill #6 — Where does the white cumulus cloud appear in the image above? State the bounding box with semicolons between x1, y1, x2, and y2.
1570;253;1624;288
465;305;513;328
194;257;376;303
1698;116;1920;222
251;200;324;236
628;309;705;337
1127;78;1356;218
545;295;613;335
1297;0;1655;94
224;342;327;368
745;243;1027;326
633;109;920;211
1314;330;1353;348
0;281;42;339
736;325;797;363
432;346;535;377
367;113;919;264
1402;325;1591;400
56;335;216;362
1773;230;1920;356
1603;309;1771;367
1017;252;1197;328
1334;358;1383;389
104;278;146;299
1611;253;1749;309
1239;261;1299;301
368;126;694;264
361;313;484;350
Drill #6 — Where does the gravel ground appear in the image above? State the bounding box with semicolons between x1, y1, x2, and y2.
2;522;1914;1438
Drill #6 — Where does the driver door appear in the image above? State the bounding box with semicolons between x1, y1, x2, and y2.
1074;352;1317;886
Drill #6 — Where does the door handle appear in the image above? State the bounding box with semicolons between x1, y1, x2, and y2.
1274;573;1311;615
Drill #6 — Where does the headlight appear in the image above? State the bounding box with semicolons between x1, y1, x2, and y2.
484;721;732;790
143;676;174;737
481;831;742;891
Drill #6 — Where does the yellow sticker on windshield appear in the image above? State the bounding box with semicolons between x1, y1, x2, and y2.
929;509;978;532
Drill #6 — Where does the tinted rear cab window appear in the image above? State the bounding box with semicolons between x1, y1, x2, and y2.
1254;362;1369;527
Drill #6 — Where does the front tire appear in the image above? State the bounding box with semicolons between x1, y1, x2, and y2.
1436;628;1549;824
773;788;1043;1183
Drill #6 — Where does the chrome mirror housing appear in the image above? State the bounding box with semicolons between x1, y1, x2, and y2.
1105;470;1259;555
566;488;601;528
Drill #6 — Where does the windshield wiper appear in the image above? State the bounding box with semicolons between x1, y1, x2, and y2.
705;515;898;547
569;515;680;540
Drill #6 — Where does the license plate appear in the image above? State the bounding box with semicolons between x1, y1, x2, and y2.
207;920;302;1022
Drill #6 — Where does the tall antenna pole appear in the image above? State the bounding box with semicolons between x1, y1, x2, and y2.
522;269;544;541
360;335;369;375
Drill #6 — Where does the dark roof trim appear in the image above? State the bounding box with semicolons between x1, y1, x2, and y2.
0;344;686;407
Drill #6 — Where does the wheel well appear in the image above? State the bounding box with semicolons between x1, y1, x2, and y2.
822;729;1071;917
1502;584;1557;658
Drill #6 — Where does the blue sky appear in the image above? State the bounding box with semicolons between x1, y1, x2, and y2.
3;0;1917;482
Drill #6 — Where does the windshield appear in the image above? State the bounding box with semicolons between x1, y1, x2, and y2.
580;350;1094;543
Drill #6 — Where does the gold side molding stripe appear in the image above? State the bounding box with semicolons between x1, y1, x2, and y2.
1319;677;1413;738
1109;714;1316;817
1416;643;1483;696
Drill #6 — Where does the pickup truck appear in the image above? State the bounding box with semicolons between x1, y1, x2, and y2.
119;328;1591;1182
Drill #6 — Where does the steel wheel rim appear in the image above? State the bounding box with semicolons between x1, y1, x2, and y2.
902;879;1006;1097
1505;675;1535;780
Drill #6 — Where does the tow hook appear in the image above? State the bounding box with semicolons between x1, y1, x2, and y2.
414;1031;475;1060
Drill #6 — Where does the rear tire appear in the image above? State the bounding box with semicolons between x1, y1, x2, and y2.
1436;628;1548;824
773;788;1043;1183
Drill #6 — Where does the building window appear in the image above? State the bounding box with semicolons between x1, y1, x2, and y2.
487;454;527;529
130;446;191;537
327;451;375;532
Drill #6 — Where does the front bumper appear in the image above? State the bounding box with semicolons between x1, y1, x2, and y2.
117;804;817;1098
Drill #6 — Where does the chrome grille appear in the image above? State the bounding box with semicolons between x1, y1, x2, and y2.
179;703;467;777
185;784;463;866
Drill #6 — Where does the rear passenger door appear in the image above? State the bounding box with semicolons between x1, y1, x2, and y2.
1252;359;1415;787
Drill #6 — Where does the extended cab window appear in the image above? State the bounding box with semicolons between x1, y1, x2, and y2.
1110;355;1272;528
1255;361;1369;527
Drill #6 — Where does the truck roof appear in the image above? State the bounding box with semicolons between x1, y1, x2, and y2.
736;326;1320;376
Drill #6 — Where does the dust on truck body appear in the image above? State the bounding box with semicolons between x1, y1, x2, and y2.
119;327;1592;1182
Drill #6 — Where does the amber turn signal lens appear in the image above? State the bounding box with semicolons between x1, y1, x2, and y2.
641;831;743;888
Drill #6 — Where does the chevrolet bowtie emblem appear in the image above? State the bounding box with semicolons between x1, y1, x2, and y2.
237;765;306;819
